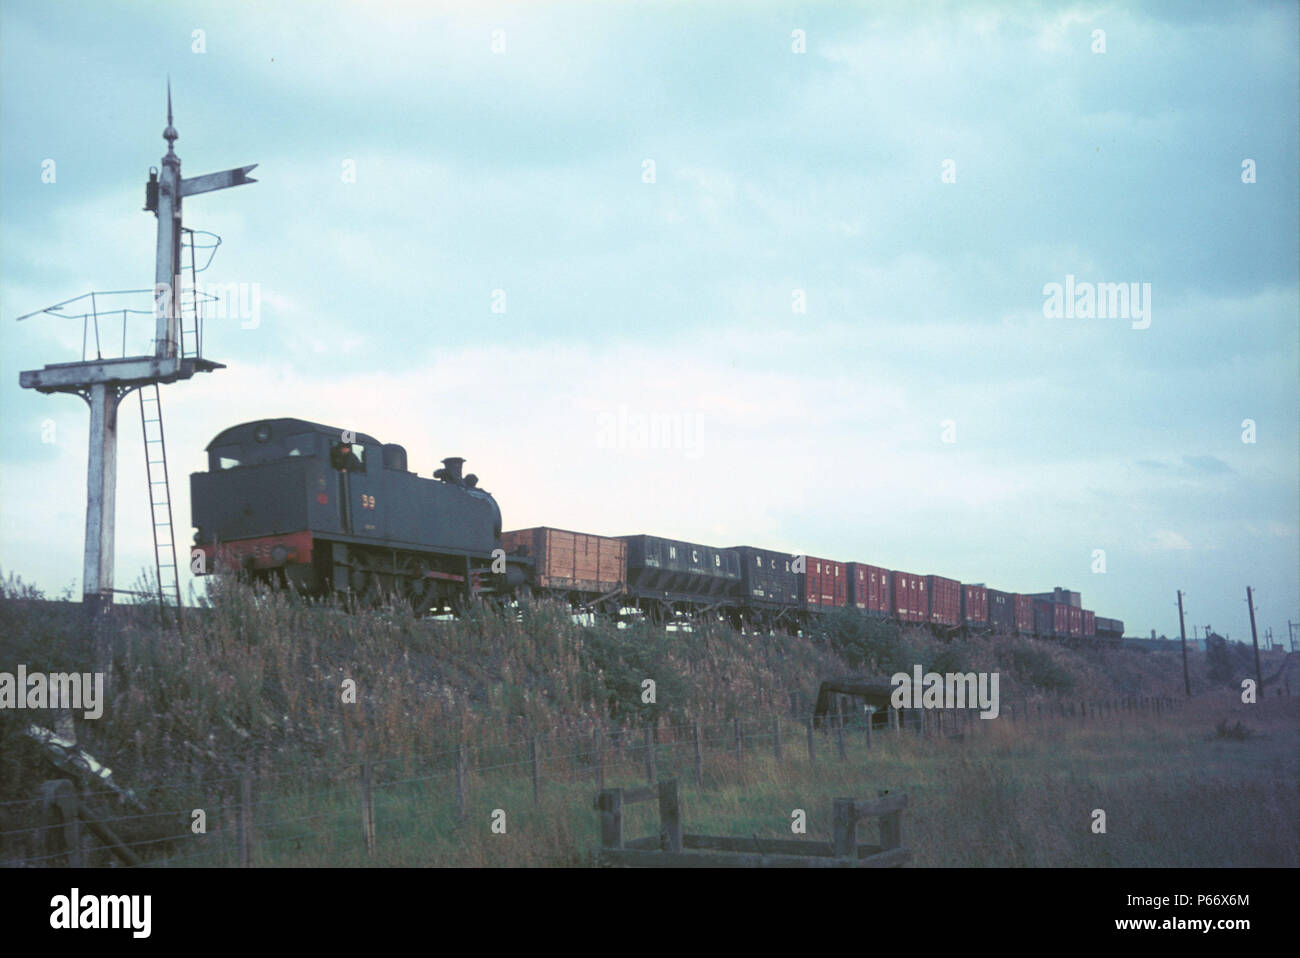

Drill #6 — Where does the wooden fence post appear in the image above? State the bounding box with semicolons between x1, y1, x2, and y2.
658;779;682;853
643;726;656;784
239;776;253;867
594;728;604;790
773;717;782;765
529;736;540;805
360;762;377;856
835;700;846;761
455;744;466;821
692;720;703;787
39;779;82;867
878;789;902;852
806;716;816;767
596;788;623;850
864;710;872;750
733;717;743;766
831;798;857;859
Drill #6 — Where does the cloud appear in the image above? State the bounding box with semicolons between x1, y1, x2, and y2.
1146;530;1193;551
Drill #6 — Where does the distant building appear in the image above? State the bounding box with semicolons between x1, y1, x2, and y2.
1125;634;1206;653
1027;586;1081;609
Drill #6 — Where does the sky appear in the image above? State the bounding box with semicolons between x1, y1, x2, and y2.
1;0;1296;644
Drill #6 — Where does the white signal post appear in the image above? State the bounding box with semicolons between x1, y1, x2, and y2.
17;84;256;615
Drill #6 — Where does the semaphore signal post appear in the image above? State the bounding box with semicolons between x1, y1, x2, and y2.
16;83;255;619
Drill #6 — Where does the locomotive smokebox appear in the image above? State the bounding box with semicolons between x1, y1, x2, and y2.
435;456;465;485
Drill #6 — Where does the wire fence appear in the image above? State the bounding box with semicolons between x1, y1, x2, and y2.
3;693;1193;868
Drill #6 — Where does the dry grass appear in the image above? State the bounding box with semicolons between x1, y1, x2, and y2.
0;574;1294;867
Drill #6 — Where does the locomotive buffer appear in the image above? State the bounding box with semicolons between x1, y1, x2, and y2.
17;83;256;617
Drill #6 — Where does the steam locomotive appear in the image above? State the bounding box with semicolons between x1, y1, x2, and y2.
190;418;517;609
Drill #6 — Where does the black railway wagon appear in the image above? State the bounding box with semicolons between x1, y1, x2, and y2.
1095;616;1124;639
731;546;799;608
987;588;1016;633
622;535;741;602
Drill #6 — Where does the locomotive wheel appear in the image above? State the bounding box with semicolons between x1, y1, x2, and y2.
351;566;382;608
397;556;433;615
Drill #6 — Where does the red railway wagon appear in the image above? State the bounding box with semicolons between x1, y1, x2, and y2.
1013;594;1034;633
961;584;988;627
926;575;961;627
1082;609;1095;637
1068;605;1083;637
799;555;847;610
891;570;927;623
847;563;890;615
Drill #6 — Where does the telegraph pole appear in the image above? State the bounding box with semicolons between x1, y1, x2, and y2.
1246;587;1262;693
1177;590;1191;698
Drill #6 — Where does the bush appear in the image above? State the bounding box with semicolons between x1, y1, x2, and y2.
1205;635;1233;685
1002;642;1074;693
812;608;902;672
1214;718;1252;741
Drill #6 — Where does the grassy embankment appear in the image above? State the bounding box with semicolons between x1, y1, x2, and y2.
1;571;1295;866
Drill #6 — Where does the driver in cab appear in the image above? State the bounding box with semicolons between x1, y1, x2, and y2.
331;442;363;472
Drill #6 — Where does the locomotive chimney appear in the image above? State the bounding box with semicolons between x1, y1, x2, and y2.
436;456;465;485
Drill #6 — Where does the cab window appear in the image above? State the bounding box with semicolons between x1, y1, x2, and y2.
212;444;243;470
330;440;366;472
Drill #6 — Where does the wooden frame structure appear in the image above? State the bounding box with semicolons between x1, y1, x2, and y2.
593;779;911;867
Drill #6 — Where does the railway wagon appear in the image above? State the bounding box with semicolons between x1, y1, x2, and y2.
1082;609;1096;637
732;546;799;609
960;583;988;628
1067;605;1083;637
621;534;741;604
799;556;847;611
890;570;927;624
502;528;627;601
1095;616;1124;639
926;575;961;627
846;563;891;616
190;418;504;606
987;588;1016;632
1034;600;1070;638
1014;594;1035;634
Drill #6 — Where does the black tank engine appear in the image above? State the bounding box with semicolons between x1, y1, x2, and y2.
190;418;511;607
